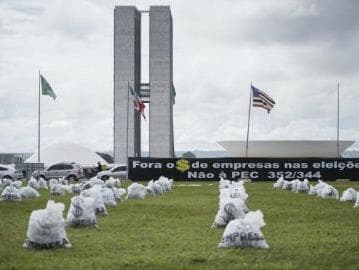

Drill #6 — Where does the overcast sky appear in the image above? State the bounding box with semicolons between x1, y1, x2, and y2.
1;0;359;153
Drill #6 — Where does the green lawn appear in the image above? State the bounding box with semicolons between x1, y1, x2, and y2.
1;181;359;270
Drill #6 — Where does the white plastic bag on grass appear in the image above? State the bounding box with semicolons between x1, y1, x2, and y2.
296;179;309;193
281;181;292;190
146;180;156;196
59;178;68;185
229;182;248;201
19;186;40;198
112;187;127;201
23;200;71;249
38;177;48;189
168;179;174;189
308;185;317;195
28;178;39;190
69;184;82;194
319;184;339;200
60;184;71;193
2;178;12;187
158;176;171;192
102;187;117;206
152;181;164;195
212;197;248;228
118;188;127;200
218;210;269;249
90;177;104;186
11;180;23;188
1;186;21;201
66;196;97;227
48;179;59;187
105;178;116;188
309;180;326;195
354;194;359;208
82;181;92;191
273;177;285;189
219;177;231;189
340;188;357;202
81;186;107;215
127;183;147;199
291;179;301;192
50;184;66;196
113;178;121;187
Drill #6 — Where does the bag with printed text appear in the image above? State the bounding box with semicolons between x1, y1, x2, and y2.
23;200;71;249
218;210;269;249
66;196;97;227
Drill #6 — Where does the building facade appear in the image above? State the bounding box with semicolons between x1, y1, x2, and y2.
114;6;175;163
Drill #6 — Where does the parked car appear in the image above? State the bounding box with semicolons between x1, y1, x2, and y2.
32;162;83;181
0;165;23;180
97;164;127;180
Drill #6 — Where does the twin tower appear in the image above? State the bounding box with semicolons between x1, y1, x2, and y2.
114;6;175;163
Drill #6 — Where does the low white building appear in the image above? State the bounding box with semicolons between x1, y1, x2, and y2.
25;143;108;167
217;140;355;158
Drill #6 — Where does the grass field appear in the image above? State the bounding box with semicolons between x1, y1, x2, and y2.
1;181;359;270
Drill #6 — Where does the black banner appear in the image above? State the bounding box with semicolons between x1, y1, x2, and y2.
128;157;359;181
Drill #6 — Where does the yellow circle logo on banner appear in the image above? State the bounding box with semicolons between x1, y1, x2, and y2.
176;159;190;173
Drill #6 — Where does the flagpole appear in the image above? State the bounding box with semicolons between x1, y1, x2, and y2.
126;81;130;163
38;70;41;163
336;82;340;159
245;82;253;158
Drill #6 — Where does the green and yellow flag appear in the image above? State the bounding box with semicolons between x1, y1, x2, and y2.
40;75;56;100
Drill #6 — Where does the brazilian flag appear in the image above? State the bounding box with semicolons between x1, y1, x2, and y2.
40;75;56;100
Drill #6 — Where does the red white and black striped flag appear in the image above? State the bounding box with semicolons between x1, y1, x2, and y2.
251;85;275;113
129;85;146;120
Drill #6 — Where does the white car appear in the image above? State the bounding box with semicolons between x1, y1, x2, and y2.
97;164;127;180
0;165;23;180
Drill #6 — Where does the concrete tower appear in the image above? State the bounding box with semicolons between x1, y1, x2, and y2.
114;5;175;163
149;6;175;157
114;6;141;163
